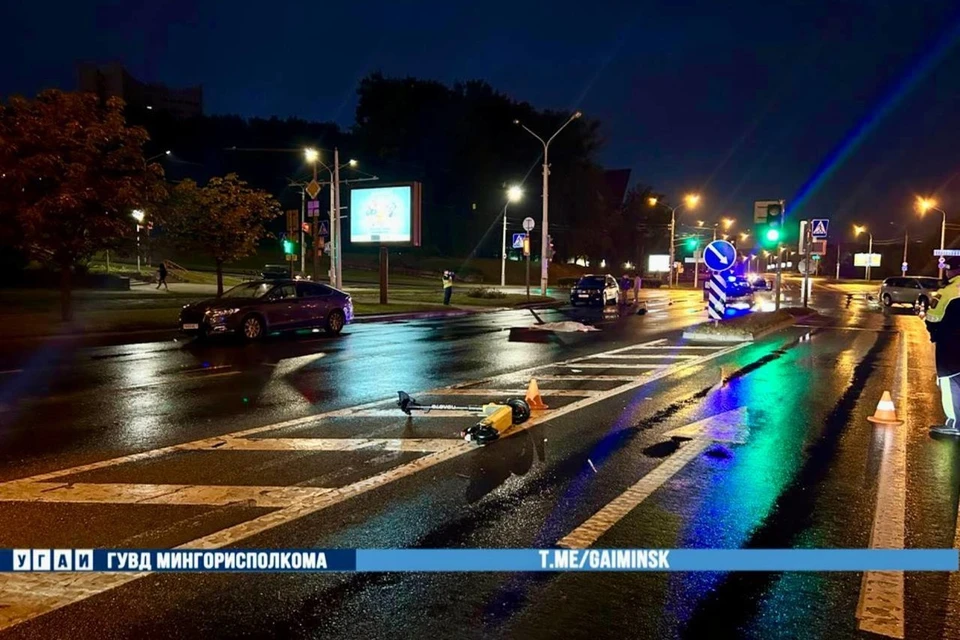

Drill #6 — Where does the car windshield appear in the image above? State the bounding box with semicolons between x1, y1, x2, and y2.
576;276;606;289
220;282;274;299
918;278;940;289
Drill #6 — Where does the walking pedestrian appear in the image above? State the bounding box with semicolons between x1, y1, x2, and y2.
924;264;960;436
156;263;168;291
442;270;454;305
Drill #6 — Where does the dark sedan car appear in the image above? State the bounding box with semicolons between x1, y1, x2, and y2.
179;280;353;340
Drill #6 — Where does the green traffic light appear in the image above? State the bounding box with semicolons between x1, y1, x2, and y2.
282;239;295;254
765;228;780;242
685;237;700;250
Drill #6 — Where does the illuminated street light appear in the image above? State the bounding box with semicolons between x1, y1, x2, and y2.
501;185;524;287
304;148;319;163
740;232;750;241
722;217;735;230
917;196;948;279
515;110;583;295
348;159;358;168
649;193;701;287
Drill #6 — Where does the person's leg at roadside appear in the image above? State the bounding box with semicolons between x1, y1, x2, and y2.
444;286;452;305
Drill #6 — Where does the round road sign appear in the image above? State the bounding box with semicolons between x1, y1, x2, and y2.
522;217;535;232
703;240;737;273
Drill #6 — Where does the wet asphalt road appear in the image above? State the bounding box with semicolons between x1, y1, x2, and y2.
0;286;959;639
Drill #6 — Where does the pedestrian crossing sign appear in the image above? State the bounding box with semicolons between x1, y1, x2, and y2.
512;233;525;249
811;219;829;238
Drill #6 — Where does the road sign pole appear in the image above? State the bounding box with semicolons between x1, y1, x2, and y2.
693;249;700;290
300;188;306;276
525;234;531;302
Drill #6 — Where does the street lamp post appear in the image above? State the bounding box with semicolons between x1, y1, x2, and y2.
917;197;948;279
131;210;145;274
305;149;360;288
514;111;582;295
501;186;523;288
854;225;873;281
649;194;700;287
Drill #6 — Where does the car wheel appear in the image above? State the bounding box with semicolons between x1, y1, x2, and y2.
881;293;893;307
326;309;346;335
241;314;265;341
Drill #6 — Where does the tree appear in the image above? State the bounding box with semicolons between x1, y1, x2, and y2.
0;90;165;320
163;174;280;294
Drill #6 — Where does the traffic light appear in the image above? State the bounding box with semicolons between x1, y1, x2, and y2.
685;236;700;251
546;235;555;261
760;202;783;248
282;238;296;255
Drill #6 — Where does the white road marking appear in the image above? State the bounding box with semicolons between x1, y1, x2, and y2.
856;331;908;639
178;437;461;453
0;337;749;630
0;481;334;508
557;408;749;549
0;369;23;375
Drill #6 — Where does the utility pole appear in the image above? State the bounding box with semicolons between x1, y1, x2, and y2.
300;186;306;276
903;228;909;274
866;233;873;282
802;219;812;308
334;147;343;289
772;204;785;310
501;207;508;288
835;242;841;280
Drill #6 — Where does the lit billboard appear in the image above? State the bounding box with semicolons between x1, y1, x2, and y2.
349;183;422;246
853;253;881;267
648;254;670;273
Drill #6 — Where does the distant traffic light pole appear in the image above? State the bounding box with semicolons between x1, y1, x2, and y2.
514;111;582;295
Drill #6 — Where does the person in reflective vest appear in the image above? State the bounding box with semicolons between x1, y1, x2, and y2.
924;264;960;436
442;271;454;305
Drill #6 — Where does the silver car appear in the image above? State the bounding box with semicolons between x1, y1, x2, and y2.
878;276;941;309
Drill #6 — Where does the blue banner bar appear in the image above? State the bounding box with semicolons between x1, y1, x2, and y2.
0;549;956;573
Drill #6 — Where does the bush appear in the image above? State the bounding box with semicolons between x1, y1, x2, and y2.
466;287;507;299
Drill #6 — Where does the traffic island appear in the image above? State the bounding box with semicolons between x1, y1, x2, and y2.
682;308;817;343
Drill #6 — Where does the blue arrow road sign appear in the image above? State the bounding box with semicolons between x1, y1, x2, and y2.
811;219;829;238
703;240;737;272
512;233;525;249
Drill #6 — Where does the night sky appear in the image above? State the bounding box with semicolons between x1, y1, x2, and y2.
4;0;960;243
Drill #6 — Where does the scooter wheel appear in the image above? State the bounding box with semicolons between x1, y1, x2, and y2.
506;398;531;424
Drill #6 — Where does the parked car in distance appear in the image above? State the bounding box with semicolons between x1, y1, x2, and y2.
261;264;291;280
179;280;353;340
570;274;621;306
878;276;941;310
725;276;756;310
746;273;770;290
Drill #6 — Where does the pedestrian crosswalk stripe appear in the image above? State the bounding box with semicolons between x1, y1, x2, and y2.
559;363;662;369
0;481;335;509
426;388;598;397
579;354;698;360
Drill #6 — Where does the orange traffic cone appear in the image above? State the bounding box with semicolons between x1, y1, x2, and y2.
525;378;549;410
867;391;904;425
